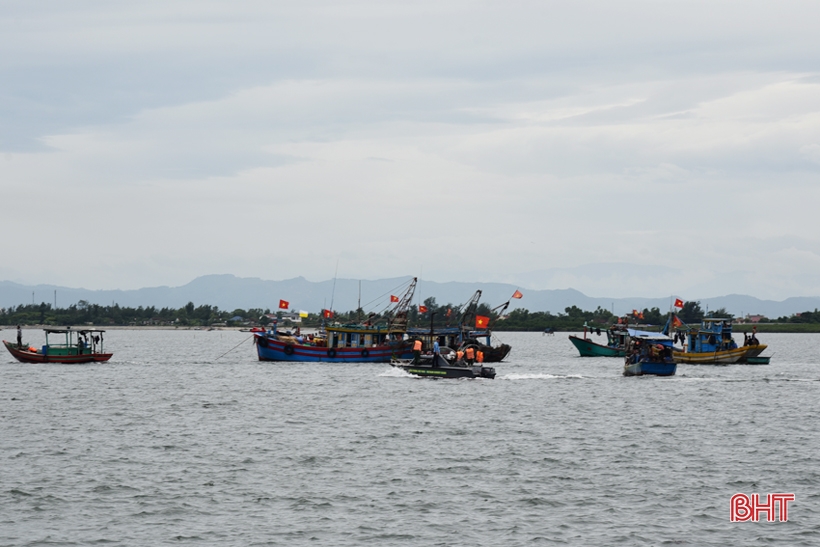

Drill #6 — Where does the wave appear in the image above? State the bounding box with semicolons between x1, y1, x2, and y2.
499;373;586;380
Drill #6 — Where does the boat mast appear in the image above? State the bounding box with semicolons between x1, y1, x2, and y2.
458;290;482;332
386;277;417;331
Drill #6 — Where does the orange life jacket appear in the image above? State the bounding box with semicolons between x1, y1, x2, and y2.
476;351;484;363
465;347;475;359
413;340;422;351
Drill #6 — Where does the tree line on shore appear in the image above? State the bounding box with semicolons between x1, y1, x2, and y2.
1;298;818;330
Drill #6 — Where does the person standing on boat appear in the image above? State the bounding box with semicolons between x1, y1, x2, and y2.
412;339;422;364
17;325;22;348
433;339;440;356
465;346;475;365
476;350;484;364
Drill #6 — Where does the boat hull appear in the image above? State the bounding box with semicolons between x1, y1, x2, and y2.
569;335;625;357
623;360;677;376
393;364;495;379
476;343;511;363
3;341;112;364
737;344;768;363
673;346;748;365
458;343;510;363
255;334;411;362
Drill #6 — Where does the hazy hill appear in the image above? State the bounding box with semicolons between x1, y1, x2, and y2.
2;275;819;319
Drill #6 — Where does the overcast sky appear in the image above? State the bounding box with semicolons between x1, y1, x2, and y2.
2;1;819;300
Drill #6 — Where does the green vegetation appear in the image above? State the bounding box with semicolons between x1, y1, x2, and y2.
3;298;820;333
0;301;270;327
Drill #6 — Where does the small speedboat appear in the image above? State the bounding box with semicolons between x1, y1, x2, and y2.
392;354;496;379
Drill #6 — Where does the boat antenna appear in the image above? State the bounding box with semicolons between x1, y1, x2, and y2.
357;280;362;322
329;258;339;314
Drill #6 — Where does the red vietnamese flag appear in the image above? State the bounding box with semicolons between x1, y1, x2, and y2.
418;305;428;313
475;315;490;328
632;309;639;316
279;299;289;310
672;315;683;328
322;309;333;318
512;290;523;299
674;298;685;308
390;295;399;303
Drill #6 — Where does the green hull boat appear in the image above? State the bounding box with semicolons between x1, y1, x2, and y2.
568;335;626;357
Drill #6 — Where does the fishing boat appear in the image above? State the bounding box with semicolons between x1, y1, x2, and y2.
406;326;511;362
673;318;767;365
623;329;676;376
3;328;112;364
568;323;629;357
407;290;512;362
254;278;417;362
392;353;496;379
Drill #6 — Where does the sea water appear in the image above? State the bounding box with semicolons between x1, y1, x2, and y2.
1;330;819;546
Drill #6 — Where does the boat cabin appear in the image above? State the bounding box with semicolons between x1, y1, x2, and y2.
684;318;738;353
326;325;404;348
626;329;674;362
269;321;404;349
42;328;106;356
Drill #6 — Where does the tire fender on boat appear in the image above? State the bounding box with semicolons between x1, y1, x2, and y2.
284;344;295;355
327;348;337;358
257;335;269;348
361;349;369;358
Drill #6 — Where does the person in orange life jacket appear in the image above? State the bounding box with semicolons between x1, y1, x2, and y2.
465;346;475;364
412;339;423;364
456;350;464;362
476;350;484;364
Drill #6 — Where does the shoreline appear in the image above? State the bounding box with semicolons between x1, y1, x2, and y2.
3;324;820;333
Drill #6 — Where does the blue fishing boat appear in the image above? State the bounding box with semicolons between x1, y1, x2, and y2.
623;329;676;376
254;278;416;363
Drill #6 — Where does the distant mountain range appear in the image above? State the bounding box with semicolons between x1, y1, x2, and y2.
2;275;819;319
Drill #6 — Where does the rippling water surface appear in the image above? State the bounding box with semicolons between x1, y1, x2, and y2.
2;329;819;546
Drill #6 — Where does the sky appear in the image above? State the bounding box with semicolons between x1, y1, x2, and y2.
2;0;819;300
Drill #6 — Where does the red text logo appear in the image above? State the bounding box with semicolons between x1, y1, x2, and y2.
731;493;795;522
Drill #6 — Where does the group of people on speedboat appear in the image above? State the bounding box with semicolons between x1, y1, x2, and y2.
411;337;485;366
